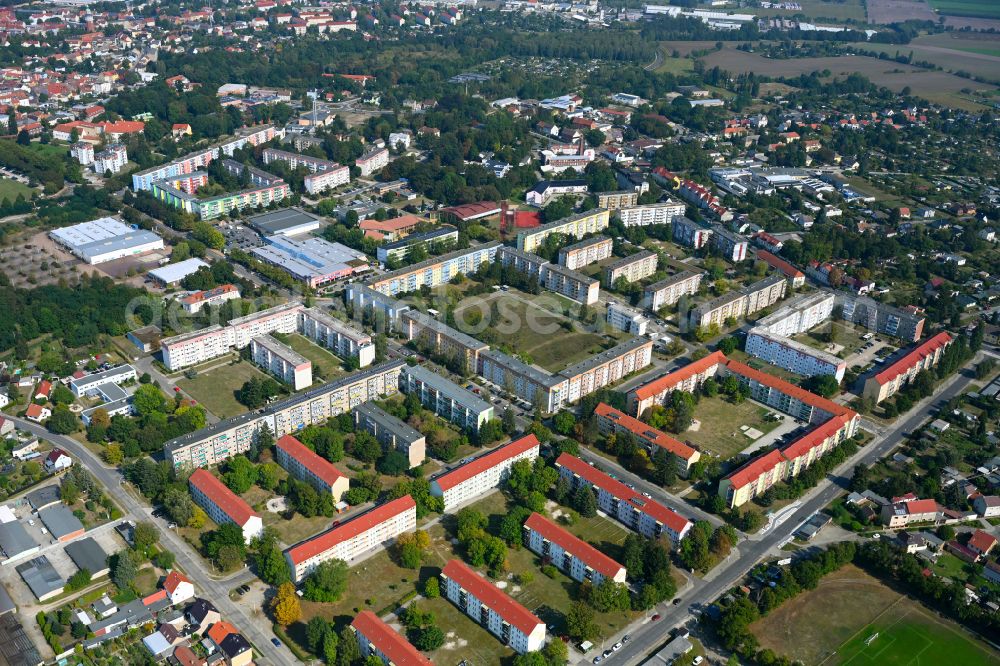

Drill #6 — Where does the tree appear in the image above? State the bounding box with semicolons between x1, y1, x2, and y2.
133;522;159;553
254;532;291;586
66;569;92;592
423;576;440;598
102;442;124;465
398;541;423;569
586;579;631;612
189;506;207;529
132;384;166;415
414;626;445;651
216;545;244;571
337;626;360;666
553;411;576;436
543;638;569;665
717;336;739;355
154;550;175;570
46;406;79;434
803;373;840;398
302;559;349;602
306;616;332;653
572;484;598;518
257;462;281;491
60;479;80;505
566;601;600;642
351;432;381;464
271;582;301;626
223;455;258;494
112;550;138;590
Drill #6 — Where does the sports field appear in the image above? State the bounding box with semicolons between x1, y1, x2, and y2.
751;564;1000;665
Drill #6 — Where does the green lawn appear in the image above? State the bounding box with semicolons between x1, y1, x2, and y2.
0;177;32;203
930;552;972;582
282;333;350;383
835;603;1000;665
454;293;626;373
680;395;782;460
176;360;272;419
927;0;1000;19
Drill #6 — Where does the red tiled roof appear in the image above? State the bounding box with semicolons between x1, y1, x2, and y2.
276;435;346;488
555;454;690;535
163;570;191;595
180;284;239;305
594;403;697;461
188;469;259;527
101;120;144;134
780;413;851;461
524;513;624;580
351;611;432;665
906;499;939;515
756;250;804;279
432;435;539;492
286;495;415;565
969;529;997;553
35;380;51;396
441;559;542;635
142;590;168;606
723;449;786;491
25;404;47;419
171;646;202;666
439;201;500;220
631;351;726;402
873;332;952;385
207;620;237;645
358;214;423;233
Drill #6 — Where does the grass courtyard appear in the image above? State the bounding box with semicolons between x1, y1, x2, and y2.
176;360;272;419
282;333;350;382
750;564;1000;665
0;177;33;203
454;292;627;373
679;395;782;460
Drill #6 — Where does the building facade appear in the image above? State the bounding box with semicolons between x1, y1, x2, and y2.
557;235;613;270
863;332;953;404
523;512;627;585
400;365;494;433
516;209;610;253
368;243;501;296
400;310;488;373
275;434;350;501
595;191;639;209
356;147;389;176
188;469;263;544
745;328;846;381
284;496;417;583
352;611;432;666
594;403;700;476
299;308;376;368
353;402;426;469
429;434;540;511
618;201;684;227
606;303;649;336
251;334;313;390
604;250;658;286
643;271;704;312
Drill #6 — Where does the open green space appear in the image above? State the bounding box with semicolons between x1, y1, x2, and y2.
750;564;1000;665
176;360;271;419
794;321;870;359
0;177;32;203
927;0;1000;19
283;333;350;382
756;0;867;21
679;395;782;460
455;292;626;373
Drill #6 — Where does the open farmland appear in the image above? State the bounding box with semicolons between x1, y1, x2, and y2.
750;564;1000;665
927;0;1000;20
866;0;937;24
755;0;867;21
849;32;1000;84
697;49;996;110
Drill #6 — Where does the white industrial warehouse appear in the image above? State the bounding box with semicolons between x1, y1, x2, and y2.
49;217;164;265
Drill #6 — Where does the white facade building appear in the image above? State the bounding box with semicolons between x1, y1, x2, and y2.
618;200;685;227
298;308;376;368
430;435;539;511
188;469;263;544
251;334;313;390
606;302;649;335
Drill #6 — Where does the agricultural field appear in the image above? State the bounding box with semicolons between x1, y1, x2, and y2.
755;0;867;22
697;48;996;110
454;292;626;373
678;395;782;460
750;564;1000;665
848;33;1000;84
175;360;272;419
927;0;1000;20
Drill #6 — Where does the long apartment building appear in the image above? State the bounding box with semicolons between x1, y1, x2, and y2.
643;271;704;313
356;147;389;177
479;350;567;414
555;453;692;547
149;167;291;221
594;403;700;476
838;294;926;343
131;125;282;191
352;611;432;666
604;249;658;286
689;274;786;330
299;307;376;368
557;235;613;270
862;331;953;404
400;310;489;373
441;559;546;653
367;242;501;296
284;495;416;583
262;148;350;194
251;334;313;390
523;512;627;585
161;302;302;371
618;200;684;227
756;250;806;288
275;434;350;502
188;469;263;544
596;191;639;209
628;350;727;416
165;361;406;469
399;365;494;433
745;292;843;379
516;209;610;253
497;245;599;305
353;402;426;469
345;284;411;330
429;434;539;511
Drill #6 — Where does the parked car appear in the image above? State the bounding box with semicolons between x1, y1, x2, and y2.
271;638;282;647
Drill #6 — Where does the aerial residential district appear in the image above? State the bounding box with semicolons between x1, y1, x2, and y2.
1;0;1000;665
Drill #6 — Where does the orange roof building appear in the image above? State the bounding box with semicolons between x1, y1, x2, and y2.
523;512;626;584
188;469;263;544
351;611;431;665
430;434;540;511
593;403;700;475
275;434;349;502
863;332;952;404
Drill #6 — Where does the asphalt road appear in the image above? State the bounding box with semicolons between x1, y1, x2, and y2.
4;416;293;666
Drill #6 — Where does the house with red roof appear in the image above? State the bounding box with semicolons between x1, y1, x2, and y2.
284;495;416;583
441;559;546;653
34;380;52;401
594;403;700;476
862;332;953;404
429;434;539;511
275;434;349;502
968;530;997;558
352;610;432;665
44;447;72;472
555;453;692;546
162;570;194;606
25;403;50;423
523;512;627;585
188;469;263;544
756;250;805;288
358;214;422;241
881;496;942;528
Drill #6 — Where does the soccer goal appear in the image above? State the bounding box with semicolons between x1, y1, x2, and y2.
864;633;879;646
